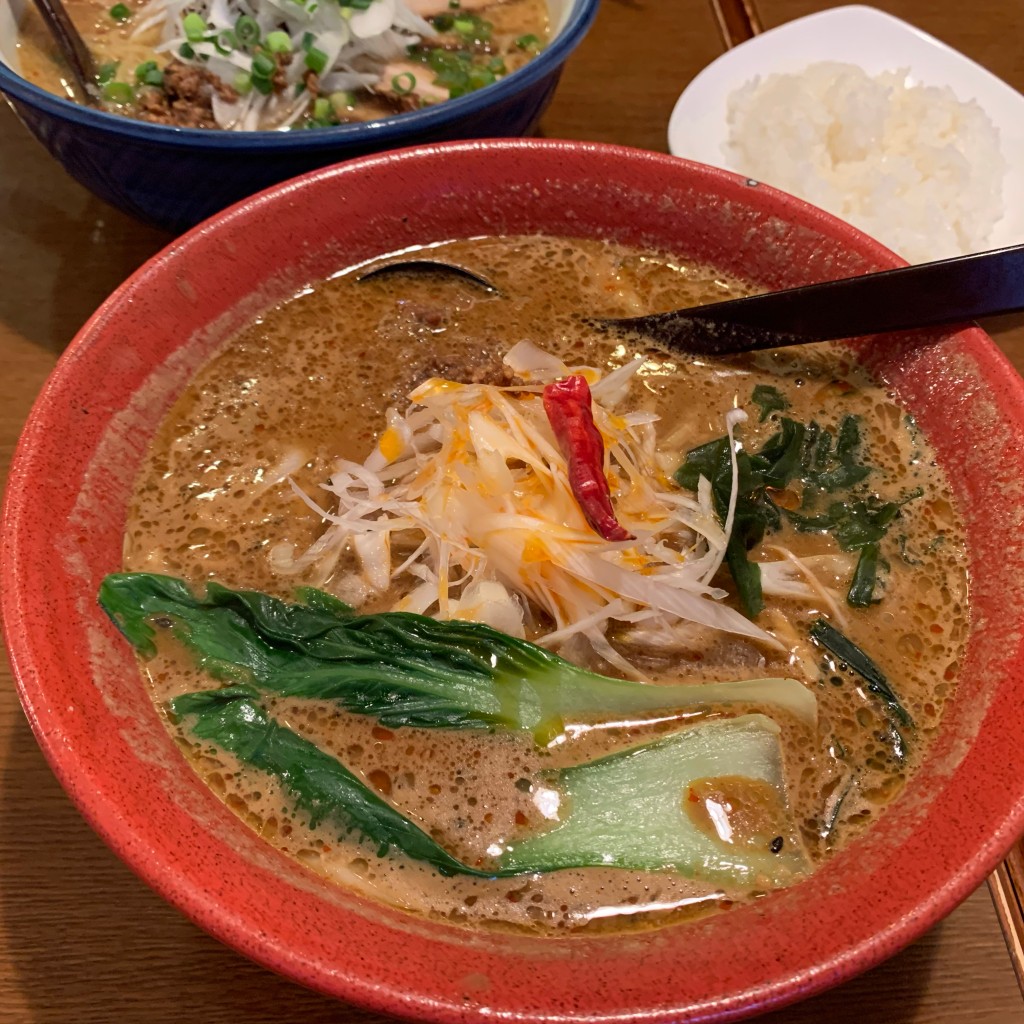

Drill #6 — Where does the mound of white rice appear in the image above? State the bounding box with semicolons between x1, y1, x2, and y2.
724;61;1006;263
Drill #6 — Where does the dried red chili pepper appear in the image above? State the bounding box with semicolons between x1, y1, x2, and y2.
542;374;635;542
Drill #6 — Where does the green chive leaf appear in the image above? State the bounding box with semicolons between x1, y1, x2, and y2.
751;384;789;422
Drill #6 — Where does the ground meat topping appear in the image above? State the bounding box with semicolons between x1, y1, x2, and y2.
134;60;238;129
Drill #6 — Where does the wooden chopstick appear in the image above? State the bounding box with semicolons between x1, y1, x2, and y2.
990;843;1024;994
707;0;763;49
29;0;99;105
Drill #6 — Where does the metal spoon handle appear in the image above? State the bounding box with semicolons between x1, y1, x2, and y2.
31;0;98;104
611;243;1024;355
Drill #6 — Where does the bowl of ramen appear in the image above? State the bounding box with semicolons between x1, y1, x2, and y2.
0;0;597;232
4;138;1024;1021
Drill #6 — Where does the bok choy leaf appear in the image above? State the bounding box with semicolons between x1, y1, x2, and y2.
172;689;806;883
171;686;499;878
99;572;817;737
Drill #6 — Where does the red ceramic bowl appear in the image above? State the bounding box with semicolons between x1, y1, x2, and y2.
4;139;1024;1022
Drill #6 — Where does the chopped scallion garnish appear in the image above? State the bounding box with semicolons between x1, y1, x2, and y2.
391;71;416;94
134;60;163;87
264;30;293;54
329;90;355;115
234;14;260;46
213;29;238;54
109;2;131;21
102;80;135;104
251;51;276;78
182;12;207;41
304;45;328;75
515;33;540;51
95;61;119;85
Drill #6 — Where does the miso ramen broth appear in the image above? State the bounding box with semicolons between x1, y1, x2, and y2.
116;235;968;933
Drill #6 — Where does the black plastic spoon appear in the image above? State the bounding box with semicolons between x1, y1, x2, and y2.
596;243;1024;355
363;243;1024;354
354;259;500;293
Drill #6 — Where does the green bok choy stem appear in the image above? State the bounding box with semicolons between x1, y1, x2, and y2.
99;573;817;739
501;713;809;886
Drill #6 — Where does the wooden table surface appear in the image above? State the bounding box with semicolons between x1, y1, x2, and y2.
2;1;1024;1021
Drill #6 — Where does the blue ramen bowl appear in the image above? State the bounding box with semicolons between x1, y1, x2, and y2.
0;0;598;233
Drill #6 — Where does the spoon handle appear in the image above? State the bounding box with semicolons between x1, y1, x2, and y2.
31;0;99;104
615;243;1024;355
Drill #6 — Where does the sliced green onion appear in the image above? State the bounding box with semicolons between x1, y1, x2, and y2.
264;30;293;54
252;74;274;95
329;90;355;115
391;71;416;95
467;65;495;90
95;61;119;85
300;31;314;51
235;14;260;46
453;16;474;32
178;42;195;59
102;80;135;104
182;12;206;41
134;60;163;86
213;29;237;54
304;45;328;75
232;71;253;95
312;96;332;121
515;33;540;51
251;51;276;78
109;2;131;20
346;0;373;8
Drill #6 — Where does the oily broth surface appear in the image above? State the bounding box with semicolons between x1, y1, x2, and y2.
124;235;968;933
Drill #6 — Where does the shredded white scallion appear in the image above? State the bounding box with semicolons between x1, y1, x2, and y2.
275;347;792;667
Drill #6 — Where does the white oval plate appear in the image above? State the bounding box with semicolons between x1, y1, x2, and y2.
667;5;1024;255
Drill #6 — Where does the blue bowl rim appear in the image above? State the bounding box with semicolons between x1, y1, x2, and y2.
0;0;599;150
